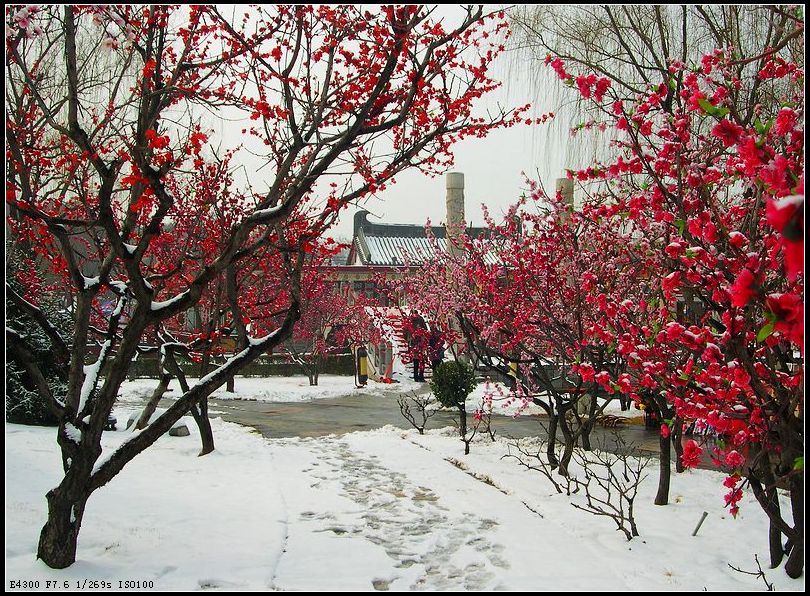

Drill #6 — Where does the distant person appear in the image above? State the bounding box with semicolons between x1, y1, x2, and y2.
410;315;428;382
413;355;426;382
428;328;445;372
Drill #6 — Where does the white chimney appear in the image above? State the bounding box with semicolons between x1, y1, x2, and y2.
555;177;574;207
445;172;465;258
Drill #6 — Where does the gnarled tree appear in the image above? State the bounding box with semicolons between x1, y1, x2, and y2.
5;5;526;568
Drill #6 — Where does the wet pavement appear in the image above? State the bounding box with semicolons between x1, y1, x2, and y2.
199;387;667;458
125;379;703;463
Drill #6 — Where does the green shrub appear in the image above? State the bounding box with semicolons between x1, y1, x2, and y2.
430;360;477;451
430;361;476;409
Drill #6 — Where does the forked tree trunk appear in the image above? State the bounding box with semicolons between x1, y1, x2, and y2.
37;299;300;568
751;455;784;569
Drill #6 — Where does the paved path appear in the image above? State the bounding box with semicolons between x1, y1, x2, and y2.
201;386;720;469
204;388;665;455
122;378;666;456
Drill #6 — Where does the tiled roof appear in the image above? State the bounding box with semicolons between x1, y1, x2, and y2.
348;210;498;267
364;235;448;265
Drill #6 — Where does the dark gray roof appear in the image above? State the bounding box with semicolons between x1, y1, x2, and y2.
362;234;449;265
349;210;494;266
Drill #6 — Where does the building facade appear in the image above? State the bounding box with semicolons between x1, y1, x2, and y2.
328;172;487;380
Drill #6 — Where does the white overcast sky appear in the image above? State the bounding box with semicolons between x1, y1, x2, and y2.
337;57;562;240
324;4;590;240
209;5;592;240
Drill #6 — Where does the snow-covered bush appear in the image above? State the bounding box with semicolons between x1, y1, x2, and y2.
6;262;71;426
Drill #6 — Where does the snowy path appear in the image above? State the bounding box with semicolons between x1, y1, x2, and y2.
269;429;629;591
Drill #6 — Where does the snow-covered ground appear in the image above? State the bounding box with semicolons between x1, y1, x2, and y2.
5;416;802;591
457;379;645;420
117;375;421;405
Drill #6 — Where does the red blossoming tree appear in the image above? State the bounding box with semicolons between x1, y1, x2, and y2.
537;31;804;581
285;244;369;386
5;5;527;568
390;193;659;479
507;4;803;576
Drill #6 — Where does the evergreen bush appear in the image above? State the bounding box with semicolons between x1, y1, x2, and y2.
6;266;72;426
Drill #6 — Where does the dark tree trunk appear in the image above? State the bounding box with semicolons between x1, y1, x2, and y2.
190;400;215;456
530;397;558;467
169;354;215;456
37;466;92;568
672;415;685;473
580;420;593;451
767;484;784;569
226;263;248;393
580;398;597;452
784;474;804;578
558;441;574;478
135;372;172;430
752;455;784;569
459;404;471;455
557;411;574;478
785;539;803;578
311;356;321;386
655;430;671;505
547;412;559;468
